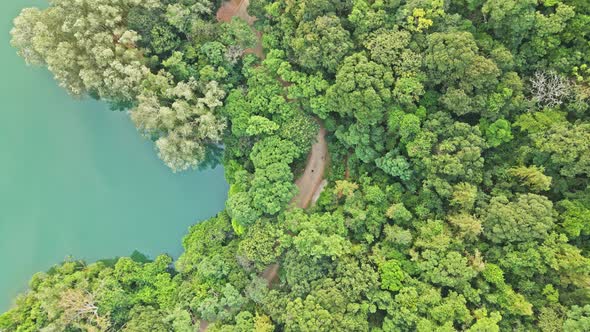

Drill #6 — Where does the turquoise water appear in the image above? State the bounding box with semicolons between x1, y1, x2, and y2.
0;0;228;310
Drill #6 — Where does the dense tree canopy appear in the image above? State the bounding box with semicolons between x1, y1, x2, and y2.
4;0;590;330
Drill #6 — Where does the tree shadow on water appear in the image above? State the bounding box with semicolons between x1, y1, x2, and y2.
198;144;225;171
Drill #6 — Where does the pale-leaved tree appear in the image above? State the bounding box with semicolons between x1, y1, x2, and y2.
11;0;161;103
131;72;226;172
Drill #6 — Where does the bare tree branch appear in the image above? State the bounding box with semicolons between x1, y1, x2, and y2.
58;289;110;331
530;70;571;107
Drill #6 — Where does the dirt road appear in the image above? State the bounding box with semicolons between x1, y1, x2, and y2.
292;126;328;209
197;3;328;330
217;0;328;209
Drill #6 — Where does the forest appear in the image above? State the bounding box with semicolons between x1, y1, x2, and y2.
2;0;590;330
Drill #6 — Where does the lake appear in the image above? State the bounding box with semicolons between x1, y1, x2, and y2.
0;0;228;311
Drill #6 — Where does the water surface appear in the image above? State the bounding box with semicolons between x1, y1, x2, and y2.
0;0;228;310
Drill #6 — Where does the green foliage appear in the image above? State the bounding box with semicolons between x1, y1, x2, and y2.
150;24;182;55
386;203;413;224
451;182;478;210
508;165;552;192
483;194;556;244
376;152;412;181
484;118;514;147
328;53;394;126
290;15;352;73
220;18;257;50
379;260;405;292
564;305;590;332
250;162;295;214
7;0;590;330
559;198;590;237
227;191;261;228
482;263;505;286
131;76;226;172
533;122;590;178
10;0;158;102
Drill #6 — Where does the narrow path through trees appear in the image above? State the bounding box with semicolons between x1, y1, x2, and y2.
217;0;329;209
198;3;330;330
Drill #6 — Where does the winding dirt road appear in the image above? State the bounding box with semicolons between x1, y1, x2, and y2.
217;0;328;209
198;3;328;330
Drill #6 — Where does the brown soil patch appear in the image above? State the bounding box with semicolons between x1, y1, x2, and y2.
245;30;264;59
344;153;351;179
216;0;255;24
261;263;280;286
199;320;209;332
216;0;264;59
